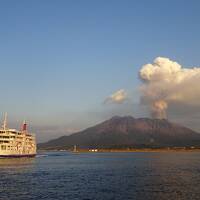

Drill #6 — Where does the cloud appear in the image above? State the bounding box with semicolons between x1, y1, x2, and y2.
104;89;128;104
32;124;81;143
139;57;200;119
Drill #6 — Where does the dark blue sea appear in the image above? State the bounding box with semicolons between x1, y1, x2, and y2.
0;152;200;200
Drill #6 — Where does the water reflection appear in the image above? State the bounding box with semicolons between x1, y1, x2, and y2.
0;157;35;171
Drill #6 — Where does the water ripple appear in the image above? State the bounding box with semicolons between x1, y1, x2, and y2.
0;152;200;200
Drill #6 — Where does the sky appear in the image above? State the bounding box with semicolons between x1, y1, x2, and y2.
0;0;200;142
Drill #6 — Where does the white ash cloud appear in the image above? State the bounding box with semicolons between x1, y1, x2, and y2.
139;57;200;119
104;89;128;104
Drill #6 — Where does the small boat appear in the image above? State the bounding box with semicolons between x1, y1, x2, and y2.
0;113;36;158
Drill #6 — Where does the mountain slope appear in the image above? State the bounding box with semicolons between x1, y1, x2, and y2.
38;116;200;149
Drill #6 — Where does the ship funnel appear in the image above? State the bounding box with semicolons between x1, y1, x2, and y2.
22;120;27;132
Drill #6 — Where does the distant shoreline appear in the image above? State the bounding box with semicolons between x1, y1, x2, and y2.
38;148;200;153
75;149;200;153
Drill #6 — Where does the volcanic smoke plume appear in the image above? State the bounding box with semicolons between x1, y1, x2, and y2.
151;100;168;119
139;57;200;119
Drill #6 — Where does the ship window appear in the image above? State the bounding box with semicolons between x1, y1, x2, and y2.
1;145;6;150
2;136;9;139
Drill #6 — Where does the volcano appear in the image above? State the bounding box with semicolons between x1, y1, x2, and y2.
38;116;200;149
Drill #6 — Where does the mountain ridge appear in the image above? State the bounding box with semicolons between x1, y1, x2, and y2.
38;116;200;149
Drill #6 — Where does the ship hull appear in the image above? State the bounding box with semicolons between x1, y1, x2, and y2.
0;154;36;158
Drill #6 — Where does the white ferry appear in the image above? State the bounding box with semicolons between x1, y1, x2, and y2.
0;114;36;158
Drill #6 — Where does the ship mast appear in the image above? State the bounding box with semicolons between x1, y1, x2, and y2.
2;113;7;130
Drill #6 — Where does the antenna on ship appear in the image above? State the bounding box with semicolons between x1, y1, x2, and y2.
2;113;7;130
